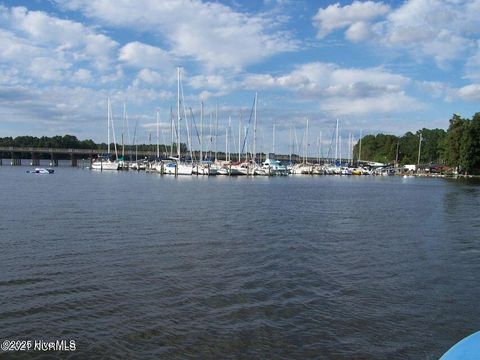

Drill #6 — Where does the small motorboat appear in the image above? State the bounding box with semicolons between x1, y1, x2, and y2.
26;168;54;174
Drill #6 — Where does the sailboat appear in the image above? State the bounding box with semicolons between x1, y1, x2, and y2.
165;67;193;175
91;98;119;170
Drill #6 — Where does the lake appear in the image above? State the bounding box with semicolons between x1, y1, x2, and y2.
1;164;479;359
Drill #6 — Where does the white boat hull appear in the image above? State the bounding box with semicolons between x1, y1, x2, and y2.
164;163;193;175
91;161;119;170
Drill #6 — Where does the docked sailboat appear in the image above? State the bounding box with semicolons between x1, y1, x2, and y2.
91;98;120;171
91;156;119;170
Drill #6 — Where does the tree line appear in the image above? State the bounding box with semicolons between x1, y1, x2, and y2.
0;135;188;155
352;113;480;174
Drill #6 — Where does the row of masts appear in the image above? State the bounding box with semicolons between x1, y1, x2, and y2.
105;68;365;165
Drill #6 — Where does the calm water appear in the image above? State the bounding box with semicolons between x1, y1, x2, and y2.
1;164;480;359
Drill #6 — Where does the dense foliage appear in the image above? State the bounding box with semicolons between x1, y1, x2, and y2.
352;113;480;174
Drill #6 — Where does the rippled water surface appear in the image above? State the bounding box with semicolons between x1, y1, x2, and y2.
1;165;480;359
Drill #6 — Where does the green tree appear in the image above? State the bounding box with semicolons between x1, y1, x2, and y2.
444;114;468;171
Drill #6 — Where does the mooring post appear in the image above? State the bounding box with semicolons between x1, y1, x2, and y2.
50;153;58;166
11;152;21;166
71;154;77;167
31;152;40;166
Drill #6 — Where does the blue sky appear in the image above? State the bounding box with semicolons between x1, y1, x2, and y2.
1;0;480;156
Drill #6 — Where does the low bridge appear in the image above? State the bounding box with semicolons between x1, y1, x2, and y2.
0;146;327;166
0;146;159;166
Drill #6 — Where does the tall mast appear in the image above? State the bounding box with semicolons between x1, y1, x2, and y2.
417;132;423;165
133;121;138;162
317;136;320;164
238;112;242;162
339;135;342;164
359;128;363;163
177;67;181;159
125;101;130;149
122;101;125;158
289;123;292;163
200;101;204;162
253;92;257;164
107;97;111;155
305;118;309;164
335;118;339;162
319;131;322;163
170;107;174;157
226;116;230;161
110;102;118;160
156;110;160;159
215;101;218;161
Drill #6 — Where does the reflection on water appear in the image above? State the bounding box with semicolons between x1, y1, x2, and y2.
1;166;479;359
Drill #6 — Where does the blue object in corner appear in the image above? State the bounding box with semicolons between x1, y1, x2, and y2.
441;331;480;360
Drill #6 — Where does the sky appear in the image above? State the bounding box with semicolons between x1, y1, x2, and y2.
1;0;480;157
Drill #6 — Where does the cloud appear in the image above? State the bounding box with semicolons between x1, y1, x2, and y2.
418;80;480;103
417;80;451;99
72;68;93;83
465;41;480;81
133;68;165;87
345;21;373;43
320;92;421;116
29;56;72;81
313;1;389;40
313;0;480;68
0;5;121;88
119;42;172;71
243;62;420;115
55;0;298;70
0;5;118;71
455;84;480;102
380;0;474;67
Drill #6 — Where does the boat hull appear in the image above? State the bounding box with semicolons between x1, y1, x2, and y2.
91;161;119;170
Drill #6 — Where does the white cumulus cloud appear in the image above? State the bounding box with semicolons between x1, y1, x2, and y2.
313;1;389;39
243;62;420;115
55;0;298;70
119;42;172;71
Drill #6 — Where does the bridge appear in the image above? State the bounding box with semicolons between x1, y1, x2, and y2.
0;146;159;166
0;146;343;166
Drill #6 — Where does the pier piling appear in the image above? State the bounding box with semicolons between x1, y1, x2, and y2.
31;152;40;166
11;153;21;166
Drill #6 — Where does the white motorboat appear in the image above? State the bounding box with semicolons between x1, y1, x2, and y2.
163;161;193;175
262;157;287;175
26;168;54;174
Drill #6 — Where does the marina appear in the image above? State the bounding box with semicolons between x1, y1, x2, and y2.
1;165;479;358
2;1;480;358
